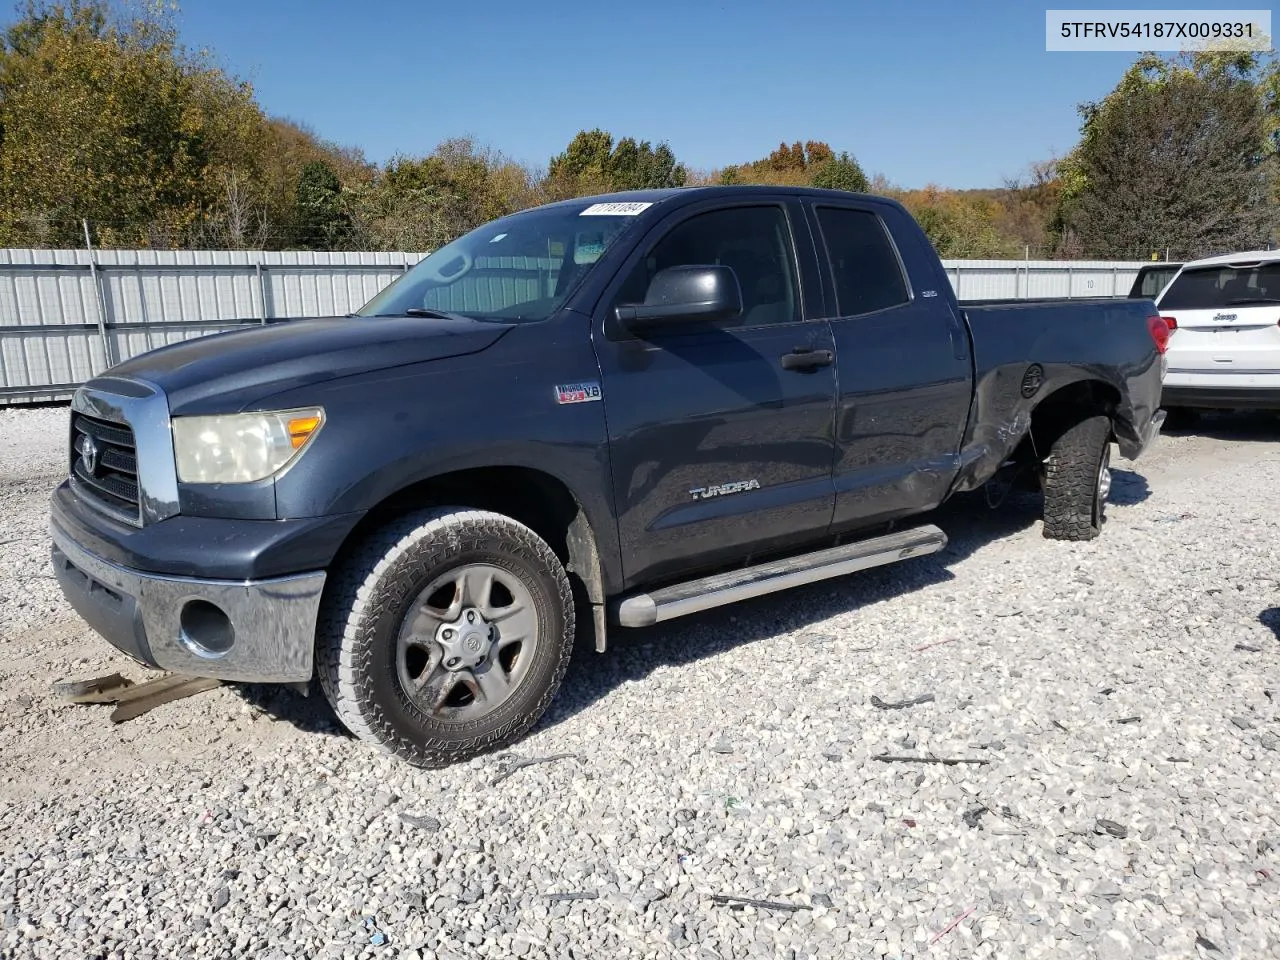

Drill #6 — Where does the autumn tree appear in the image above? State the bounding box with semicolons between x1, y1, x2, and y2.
257;118;373;244
348;137;538;251
0;0;269;246
712;141;867;192
1058;52;1278;259
0;1;375;248
897;187;1022;258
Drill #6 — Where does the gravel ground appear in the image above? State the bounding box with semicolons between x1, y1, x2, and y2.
2;406;1279;960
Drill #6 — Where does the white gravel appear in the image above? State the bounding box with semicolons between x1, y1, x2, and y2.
1;406;1279;960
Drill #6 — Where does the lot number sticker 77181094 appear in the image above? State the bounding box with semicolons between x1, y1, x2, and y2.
579;202;652;216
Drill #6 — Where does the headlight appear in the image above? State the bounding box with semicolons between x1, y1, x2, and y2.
172;408;325;484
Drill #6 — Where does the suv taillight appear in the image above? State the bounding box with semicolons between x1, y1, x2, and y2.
1162;315;1177;331
1147;315;1171;354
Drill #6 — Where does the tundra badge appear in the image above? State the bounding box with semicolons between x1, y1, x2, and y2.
555;382;602;404
689;479;761;501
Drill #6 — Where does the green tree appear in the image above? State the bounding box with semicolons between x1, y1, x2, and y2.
810;151;868;193
718;165;742;185
1058;52;1278;258
291;160;353;249
544;129;687;199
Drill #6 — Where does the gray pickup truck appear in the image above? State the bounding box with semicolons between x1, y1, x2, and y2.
50;186;1168;766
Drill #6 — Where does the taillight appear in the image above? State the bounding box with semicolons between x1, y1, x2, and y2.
1147;315;1170;354
1162;316;1177;331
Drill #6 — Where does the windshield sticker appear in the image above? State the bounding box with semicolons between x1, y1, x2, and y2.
574;231;607;265
580;202;652;217
489;233;507;243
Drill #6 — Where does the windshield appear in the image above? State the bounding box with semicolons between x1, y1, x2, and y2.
1159;262;1280;309
356;201;649;322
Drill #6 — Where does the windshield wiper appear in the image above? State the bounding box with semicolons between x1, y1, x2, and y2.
1225;297;1280;305
401;307;466;320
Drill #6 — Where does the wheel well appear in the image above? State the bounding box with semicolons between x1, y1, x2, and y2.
1024;380;1120;462
334;467;608;651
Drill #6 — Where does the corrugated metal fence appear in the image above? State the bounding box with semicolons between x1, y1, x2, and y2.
0;249;425;403
940;259;1151;301
0;249;1152;404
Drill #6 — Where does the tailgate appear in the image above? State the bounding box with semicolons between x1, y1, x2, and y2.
1163;306;1280;375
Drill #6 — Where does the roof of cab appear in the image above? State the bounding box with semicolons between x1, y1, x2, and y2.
536;184;893;211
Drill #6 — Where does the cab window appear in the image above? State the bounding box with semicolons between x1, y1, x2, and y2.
616;206;800;327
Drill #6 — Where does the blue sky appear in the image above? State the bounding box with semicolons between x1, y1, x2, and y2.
172;0;1144;189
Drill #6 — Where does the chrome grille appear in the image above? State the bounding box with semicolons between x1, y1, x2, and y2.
70;412;141;526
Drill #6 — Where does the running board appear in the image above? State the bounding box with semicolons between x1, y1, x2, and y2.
613;525;947;628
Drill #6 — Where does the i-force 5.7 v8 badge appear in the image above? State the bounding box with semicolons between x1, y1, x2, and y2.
555;382;602;404
689;479;761;501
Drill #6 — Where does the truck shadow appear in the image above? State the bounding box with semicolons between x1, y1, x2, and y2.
231;681;347;737
1261;608;1280;641
1164;410;1279;443
542;479;1150;731
1108;468;1149;506
231;470;1153;742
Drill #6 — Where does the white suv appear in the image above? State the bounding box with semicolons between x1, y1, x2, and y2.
1156;250;1280;417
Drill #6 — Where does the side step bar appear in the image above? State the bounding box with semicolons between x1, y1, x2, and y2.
613;525;947;628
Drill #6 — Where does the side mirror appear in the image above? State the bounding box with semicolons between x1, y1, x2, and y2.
613;265;743;331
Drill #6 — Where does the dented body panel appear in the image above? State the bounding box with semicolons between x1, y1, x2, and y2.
950;299;1165;492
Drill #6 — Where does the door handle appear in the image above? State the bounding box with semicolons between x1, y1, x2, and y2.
780;348;834;371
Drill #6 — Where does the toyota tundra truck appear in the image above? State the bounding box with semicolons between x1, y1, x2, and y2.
49;186;1168;766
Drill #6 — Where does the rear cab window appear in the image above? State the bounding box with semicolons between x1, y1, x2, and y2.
814;207;910;317
1130;266;1179;299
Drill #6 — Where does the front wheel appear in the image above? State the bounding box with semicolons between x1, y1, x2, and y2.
1041;415;1112;541
317;508;575;767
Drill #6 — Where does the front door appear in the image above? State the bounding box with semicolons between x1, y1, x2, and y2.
593;201;838;589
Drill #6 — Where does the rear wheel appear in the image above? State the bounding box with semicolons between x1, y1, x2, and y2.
317;508;574;767
1041;415;1112;541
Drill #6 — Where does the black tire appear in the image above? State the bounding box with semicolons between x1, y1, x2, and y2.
1162;406;1200;431
1041;415;1112;541
317;507;574;768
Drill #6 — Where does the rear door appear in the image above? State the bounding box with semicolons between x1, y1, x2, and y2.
1157;260;1280;384
592;198;838;589
806;200;973;531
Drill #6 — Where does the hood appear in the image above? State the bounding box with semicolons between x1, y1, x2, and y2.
101;314;513;414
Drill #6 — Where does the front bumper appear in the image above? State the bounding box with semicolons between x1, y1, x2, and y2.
51;522;326;684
